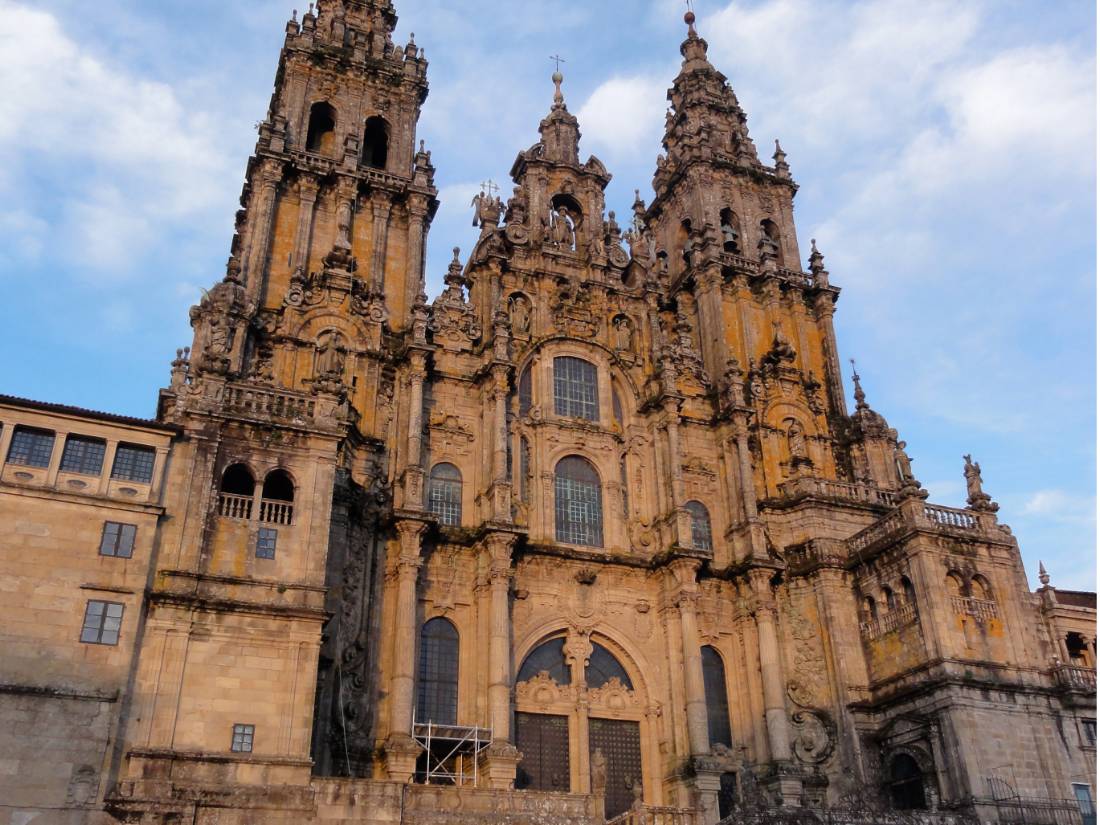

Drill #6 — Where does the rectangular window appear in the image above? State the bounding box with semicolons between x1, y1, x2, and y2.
111;444;155;483
80;600;124;645
60;436;107;475
99;522;136;558
7;427;55;468
231;723;255;753
1073;783;1095;821
1083;719;1097;747
256;527;277;559
553;356;599;421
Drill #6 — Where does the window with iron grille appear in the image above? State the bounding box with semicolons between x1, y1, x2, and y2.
428;463;462;526
686;500;713;551
553;356;599;421
554;456;603;547
80;600;123;645
60;436;106;475
416;617;459;725
702;645;733;748
256;527;278;560
585;642;633;690
111;444;155;483
7;427;55;468
231;724;255;753
99;522;136;558
517;637;570;685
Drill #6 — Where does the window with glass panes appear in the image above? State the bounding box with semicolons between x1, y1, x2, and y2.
256;528;278;559
111;444;155;483
416;618;459;725
60;436;106;475
7;427;55;467
554;456;603;547
701;645;733;747
553;357;599;421
80;600;124;645
428;463;462;526
100;522;136;558
686;501;713;551
231;724;255;752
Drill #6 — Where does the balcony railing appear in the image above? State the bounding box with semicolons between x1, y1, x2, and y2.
1053;664;1097;692
923;504;978;530
860;602;918;639
607;805;699;825
260;499;294;525
223;385;316;423
951;596;999;621
850;502;983;556
217;492;253;520
779;476;899;508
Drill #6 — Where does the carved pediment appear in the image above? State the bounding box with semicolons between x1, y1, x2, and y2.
515;671;571;707
587;677;641;713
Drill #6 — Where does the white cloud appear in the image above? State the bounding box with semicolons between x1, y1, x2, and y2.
1022;490;1096;526
577;75;668;160
0;1;240;278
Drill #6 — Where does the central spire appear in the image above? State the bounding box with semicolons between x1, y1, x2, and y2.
538;60;580;164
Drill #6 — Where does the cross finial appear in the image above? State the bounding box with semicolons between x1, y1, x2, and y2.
684;0;698;36
480;179;500;198
850;358;868;410
550;54;566;73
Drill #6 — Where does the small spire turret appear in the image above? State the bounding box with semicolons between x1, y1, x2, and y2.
850;359;868;411
773;139;790;179
1039;561;1051;587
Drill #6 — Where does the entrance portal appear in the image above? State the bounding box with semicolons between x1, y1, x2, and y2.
589;718;642;818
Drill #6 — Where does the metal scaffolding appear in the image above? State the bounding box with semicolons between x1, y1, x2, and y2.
412;721;493;786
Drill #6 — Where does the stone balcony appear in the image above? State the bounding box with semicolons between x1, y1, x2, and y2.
776;475;899;509
847;498;1009;558
167;377;354;435
1052;663;1097;693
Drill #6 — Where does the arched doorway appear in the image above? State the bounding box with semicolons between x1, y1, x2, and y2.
514;632;651;818
887;752;928;810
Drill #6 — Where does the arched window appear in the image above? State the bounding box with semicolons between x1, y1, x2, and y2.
945;571;965;598
518;366;532;417
970;574;993;602
863;595;879;623
686;501;713;551
887;753;927;810
519;437;531;503
701;646;733;748
220;464;255;496
555;456;603;547
305;102;337;155
900;576;917;605
517;637;570;684
428;463;462;526
218;463;255;519
553;357;599;421
585;642;633;689
719;208;741;254
760;218;782;263
260;469;295;524
416;618;458;725
361;116;389;169
883;586;897;612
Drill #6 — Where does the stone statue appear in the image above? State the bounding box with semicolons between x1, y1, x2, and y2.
787;420;808;460
964;454;998;511
508;294;531;335
895;441;915;482
613;315;634;352
471;191;504;237
550;206;574;249
316;331;347;377
590;748;607;792
335;200;353;249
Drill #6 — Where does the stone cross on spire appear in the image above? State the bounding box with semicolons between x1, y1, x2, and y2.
850;359;868;410
550;54;566;108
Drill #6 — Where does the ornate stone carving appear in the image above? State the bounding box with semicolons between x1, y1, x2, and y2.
790;710;835;765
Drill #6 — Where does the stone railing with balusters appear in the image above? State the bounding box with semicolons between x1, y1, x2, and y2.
217;492;253;520
849;500;992;558
260;499;294;525
607;804;699;825
223;384;317;424
860;601;919;640
922;503;979;530
1053;664;1097;693
778;476;899;509
951;596;999;621
217;493;294;525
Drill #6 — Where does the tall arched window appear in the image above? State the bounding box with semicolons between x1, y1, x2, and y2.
416;618;459;725
760;218;783;264
701;646;733;748
900;576;917;605
553;356;599;421
261;469;295;525
361;115;389;169
305;102;337;155
719;208;741;254
218;464;255;520
883;586;897;612
428;463;462;526
518;366;532;417
887;753;927;810
686;501;713;551
555;456;603;547
585;643;633;689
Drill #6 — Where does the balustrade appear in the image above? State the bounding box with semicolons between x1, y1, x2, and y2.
1053;664;1097;692
922;504;978;530
260;499;294;525
779;476;898;508
860;602;918;640
217;492;253;520
223;385;316;423
951;596;998;621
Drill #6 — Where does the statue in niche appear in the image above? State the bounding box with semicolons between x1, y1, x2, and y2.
316;331;348;378
335;200;353;249
508;294;531;336
613;315;634;353
550;205;575;249
787;420;808;461
206;315;231;355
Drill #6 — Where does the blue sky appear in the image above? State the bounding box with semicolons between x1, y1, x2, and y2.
0;0;1094;588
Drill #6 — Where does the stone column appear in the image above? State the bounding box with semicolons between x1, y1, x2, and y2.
369;191;393;294
243;158;284;300
384;519;426;781
480;532;522;788
404;351;427;509
749;572;792;763
406;195;430;313
291;175;320;271
664;399;692;547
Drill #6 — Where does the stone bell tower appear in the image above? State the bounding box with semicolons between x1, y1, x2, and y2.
113;0;439;813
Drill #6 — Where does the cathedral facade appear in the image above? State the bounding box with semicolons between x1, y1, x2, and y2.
0;2;1095;825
